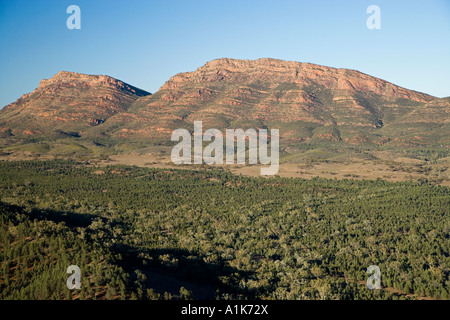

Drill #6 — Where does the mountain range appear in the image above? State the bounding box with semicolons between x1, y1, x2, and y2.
1;58;448;156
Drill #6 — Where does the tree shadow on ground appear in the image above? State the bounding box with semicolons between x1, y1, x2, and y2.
111;244;263;300
0;201;266;300
0;201;97;229
28;207;98;228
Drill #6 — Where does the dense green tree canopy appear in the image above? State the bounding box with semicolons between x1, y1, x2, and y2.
0;160;449;300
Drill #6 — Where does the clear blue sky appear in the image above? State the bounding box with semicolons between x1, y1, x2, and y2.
1;0;449;108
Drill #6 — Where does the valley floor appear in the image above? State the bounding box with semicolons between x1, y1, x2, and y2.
95;152;450;187
1;150;449;186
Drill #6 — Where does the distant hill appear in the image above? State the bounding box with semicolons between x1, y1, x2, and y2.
0;58;448;155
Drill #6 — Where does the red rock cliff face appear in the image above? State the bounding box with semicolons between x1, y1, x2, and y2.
161;58;432;102
0;71;150;137
108;58;436;145
0;58;445;149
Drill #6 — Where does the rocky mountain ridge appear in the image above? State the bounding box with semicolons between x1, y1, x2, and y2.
0;58;447;153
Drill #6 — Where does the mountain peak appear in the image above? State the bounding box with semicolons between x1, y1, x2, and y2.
198;57;309;73
37;71;150;97
0;58;445;150
0;71;150;138
199;57;345;73
161;58;434;103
